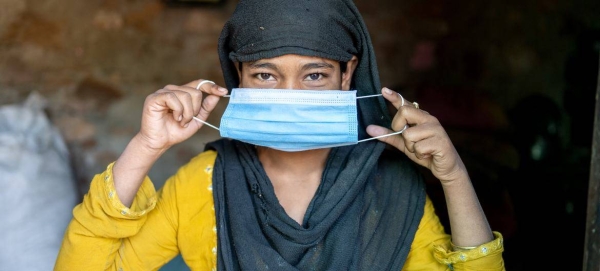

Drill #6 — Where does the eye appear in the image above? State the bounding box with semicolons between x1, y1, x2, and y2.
256;73;275;81
305;73;323;81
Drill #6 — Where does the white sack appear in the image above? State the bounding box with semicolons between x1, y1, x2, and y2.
0;92;77;271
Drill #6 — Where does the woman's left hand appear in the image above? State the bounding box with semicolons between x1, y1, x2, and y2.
366;87;468;184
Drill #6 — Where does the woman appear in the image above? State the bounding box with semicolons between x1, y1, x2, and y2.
55;0;505;270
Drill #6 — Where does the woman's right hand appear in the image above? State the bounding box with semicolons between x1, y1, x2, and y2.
136;79;228;153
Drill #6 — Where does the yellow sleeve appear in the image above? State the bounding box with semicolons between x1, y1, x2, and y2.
54;162;162;270
403;196;505;271
431;231;505;271
54;150;219;271
403;195;453;271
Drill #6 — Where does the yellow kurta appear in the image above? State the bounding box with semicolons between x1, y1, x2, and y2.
55;150;505;271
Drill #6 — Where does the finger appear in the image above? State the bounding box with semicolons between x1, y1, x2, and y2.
380;87;429;131
161;85;203;117
195;94;221;126
402;130;432;158
380;87;419;110
400;122;438;146
156;88;197;127
148;91;185;122
390;105;437;131
366;125;407;152
404;120;445;153
185;79;228;96
413;138;438;160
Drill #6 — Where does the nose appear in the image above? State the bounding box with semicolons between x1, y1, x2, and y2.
277;78;304;90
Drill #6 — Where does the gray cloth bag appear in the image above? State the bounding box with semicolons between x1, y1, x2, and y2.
0;93;77;271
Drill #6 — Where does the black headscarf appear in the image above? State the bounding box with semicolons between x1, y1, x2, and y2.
209;0;426;270
207;139;426;271
218;0;390;138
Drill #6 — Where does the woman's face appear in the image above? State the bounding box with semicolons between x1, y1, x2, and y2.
238;54;357;91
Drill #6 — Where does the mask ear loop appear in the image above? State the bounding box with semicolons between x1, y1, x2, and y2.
192;116;220;131
191;80;230;131
356;92;409;143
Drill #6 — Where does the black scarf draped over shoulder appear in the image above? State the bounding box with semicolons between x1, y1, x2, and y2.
209;0;426;270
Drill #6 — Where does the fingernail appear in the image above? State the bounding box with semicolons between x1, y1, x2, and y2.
184;123;189;128
178;115;182;121
383;87;392;95
218;87;228;93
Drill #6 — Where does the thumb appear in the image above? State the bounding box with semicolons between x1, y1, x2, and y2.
366;124;407;152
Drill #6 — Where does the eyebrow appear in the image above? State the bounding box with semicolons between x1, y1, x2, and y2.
300;62;335;71
247;62;278;71
246;61;335;72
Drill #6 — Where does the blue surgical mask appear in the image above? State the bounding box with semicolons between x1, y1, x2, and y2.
194;88;406;152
